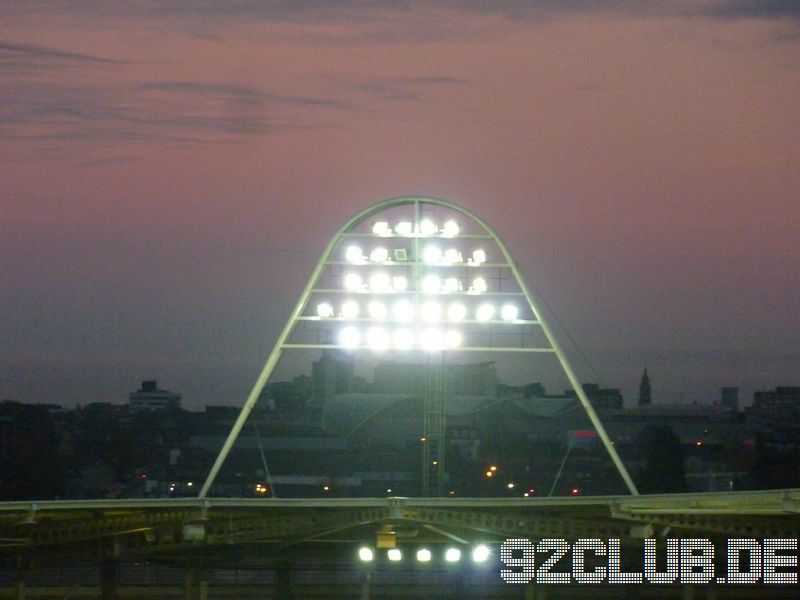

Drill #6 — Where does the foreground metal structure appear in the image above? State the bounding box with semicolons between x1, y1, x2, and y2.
0;491;798;597
200;196;638;498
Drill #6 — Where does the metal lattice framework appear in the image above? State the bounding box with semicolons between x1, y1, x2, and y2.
199;196;639;498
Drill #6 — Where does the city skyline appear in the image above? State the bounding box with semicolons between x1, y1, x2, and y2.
2;2;799;410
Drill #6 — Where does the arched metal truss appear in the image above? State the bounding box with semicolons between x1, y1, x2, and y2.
199;196;639;498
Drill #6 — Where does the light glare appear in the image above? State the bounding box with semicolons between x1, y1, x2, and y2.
501;304;518;321
419;219;438;236
421;274;442;294
443;277;461;293
387;548;402;562
392;276;408;292
445;548;462;562
421;300;442;322
442;220;459;237
344;273;362;292
369;272;391;292
345;245;363;264
422;245;442;264
393;328;414;349
472;544;490;563
367;301;387;320
392;299;414;321
419;328;443;351
358;547;374;562
416;548;432;562
445;330;462;348
470;277;487;294
341;300;360;319
472;249;487;265
447;302;466;321
372;221;390;236
443;248;462;264
339;326;360;348
395;221;413;236
365;327;389;350
370;247;389;263
476;303;495;321
316;303;334;318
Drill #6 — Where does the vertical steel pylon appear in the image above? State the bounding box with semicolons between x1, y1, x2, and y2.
199;196;639;498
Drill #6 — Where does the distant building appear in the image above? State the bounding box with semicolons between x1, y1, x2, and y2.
720;387;739;412
638;369;652;406
750;386;800;421
129;380;181;413
566;384;623;410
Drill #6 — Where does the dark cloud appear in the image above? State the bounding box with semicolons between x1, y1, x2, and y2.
0;41;120;65
704;0;800;20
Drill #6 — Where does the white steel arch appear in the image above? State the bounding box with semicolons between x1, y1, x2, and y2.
199;196;639;497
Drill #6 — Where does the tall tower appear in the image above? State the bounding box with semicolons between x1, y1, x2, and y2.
198;197;639;497
638;368;652;406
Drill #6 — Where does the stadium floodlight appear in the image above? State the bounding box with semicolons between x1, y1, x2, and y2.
421;300;443;323
419;218;438;236
369;272;391;293
393;328;415;349
447;302;467;321
421;274;442;294
365;327;390;351
199;196;641;500
416;548;432;562
370;247;389;263
471;249;487;265
442;220;460;237
470;277;487;294
443;277;461;293
395;221;413;236
476;303;495;322
444;548;462;563
387;548;402;562
344;273;363;292
392;275;408;292
359;547;375;562
316;302;334;318
368;301;388;320
422;245;442;264
373;221;391;236
341;300;360;319
345;245;364;264
419;328;444;351
392;299;414;321
339;326;360;348
500;304;518;322
443;248;462;264
444;330;462;348
472;544;490;563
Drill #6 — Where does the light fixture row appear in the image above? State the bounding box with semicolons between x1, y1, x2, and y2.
371;219;460;238
345;244;487;266
317;300;520;323
358;544;491;563
342;272;490;294
338;326;463;351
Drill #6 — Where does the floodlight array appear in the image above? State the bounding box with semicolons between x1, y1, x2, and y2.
312;216;528;351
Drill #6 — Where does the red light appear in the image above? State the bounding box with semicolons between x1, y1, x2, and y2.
527;488;536;495
570;487;580;496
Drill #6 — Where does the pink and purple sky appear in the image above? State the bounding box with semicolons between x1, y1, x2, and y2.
2;1;799;409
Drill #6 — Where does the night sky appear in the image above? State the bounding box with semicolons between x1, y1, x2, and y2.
2;2;799;410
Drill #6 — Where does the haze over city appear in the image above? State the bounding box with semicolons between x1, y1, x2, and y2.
2;1;799;410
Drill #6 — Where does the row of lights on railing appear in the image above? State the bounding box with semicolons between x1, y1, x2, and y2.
358;544;491;564
317;299;519;322
370;219;460;238
341;272;491;295
345;245;487;266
